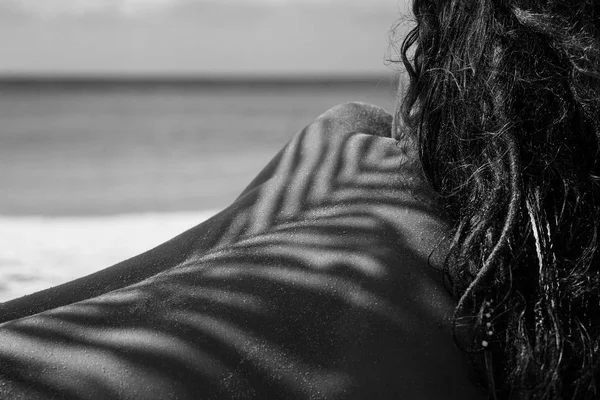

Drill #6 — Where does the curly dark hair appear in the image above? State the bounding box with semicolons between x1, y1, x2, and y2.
394;0;600;398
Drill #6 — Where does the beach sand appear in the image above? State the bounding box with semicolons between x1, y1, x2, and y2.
0;210;218;302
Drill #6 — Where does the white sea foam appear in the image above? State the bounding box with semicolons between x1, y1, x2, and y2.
0;210;219;303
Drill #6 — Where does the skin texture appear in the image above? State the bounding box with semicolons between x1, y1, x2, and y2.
0;103;486;399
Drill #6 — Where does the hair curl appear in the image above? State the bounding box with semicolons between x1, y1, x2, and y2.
394;0;600;398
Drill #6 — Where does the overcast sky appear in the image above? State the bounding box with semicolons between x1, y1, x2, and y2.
0;0;411;76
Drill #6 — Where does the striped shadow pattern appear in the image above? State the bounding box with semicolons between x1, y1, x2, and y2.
0;103;485;399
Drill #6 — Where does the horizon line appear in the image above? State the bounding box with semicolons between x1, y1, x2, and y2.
0;73;398;87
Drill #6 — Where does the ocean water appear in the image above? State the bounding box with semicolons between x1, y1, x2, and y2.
0;81;398;302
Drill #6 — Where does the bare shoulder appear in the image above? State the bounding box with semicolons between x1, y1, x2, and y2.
313;101;394;138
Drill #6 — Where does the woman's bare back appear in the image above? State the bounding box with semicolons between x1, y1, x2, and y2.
0;103;484;399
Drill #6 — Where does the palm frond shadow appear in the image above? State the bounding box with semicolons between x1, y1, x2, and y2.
0;103;484;399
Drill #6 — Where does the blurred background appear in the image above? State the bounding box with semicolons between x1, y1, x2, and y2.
0;0;410;301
